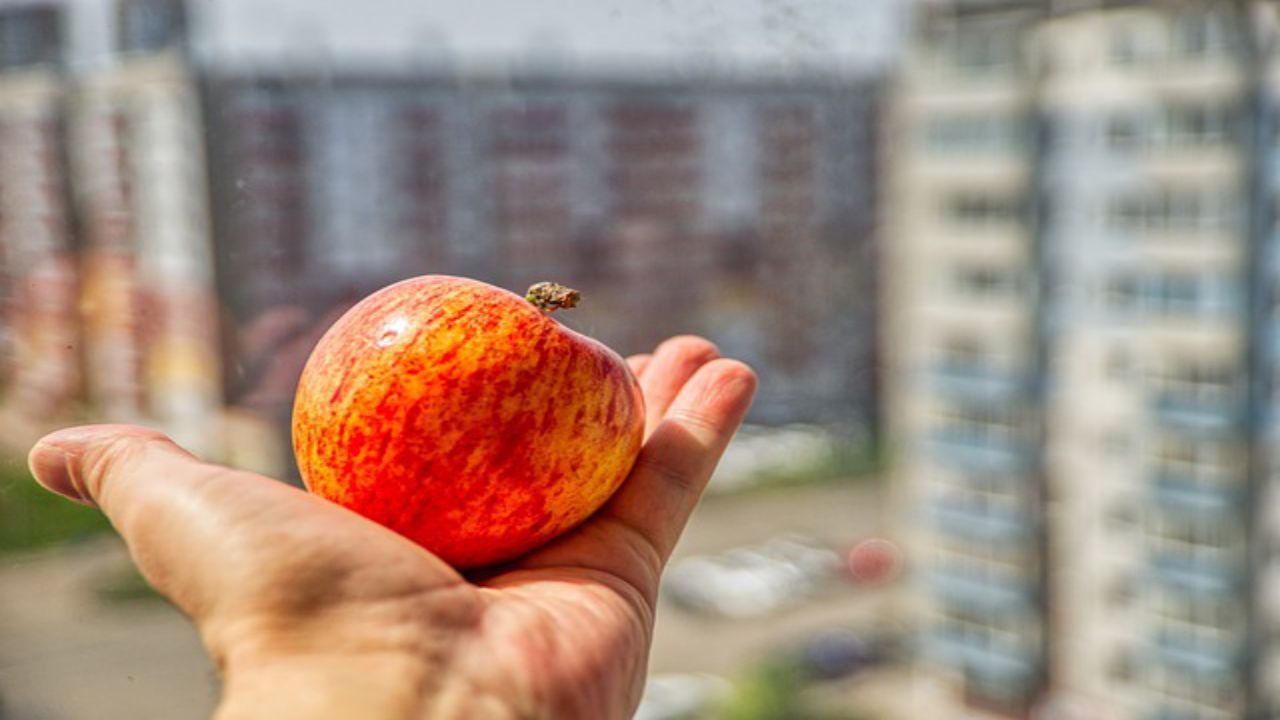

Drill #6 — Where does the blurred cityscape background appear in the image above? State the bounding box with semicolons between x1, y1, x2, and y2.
4;0;1277;719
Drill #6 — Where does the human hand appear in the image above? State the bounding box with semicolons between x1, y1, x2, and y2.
27;336;755;720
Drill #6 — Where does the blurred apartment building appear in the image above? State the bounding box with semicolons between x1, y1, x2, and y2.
205;76;877;435
0;0;880;472
0;0;221;457
889;1;1280;718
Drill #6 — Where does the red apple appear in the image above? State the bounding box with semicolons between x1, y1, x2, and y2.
292;276;645;568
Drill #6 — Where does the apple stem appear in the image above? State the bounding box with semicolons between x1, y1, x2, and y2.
525;282;581;314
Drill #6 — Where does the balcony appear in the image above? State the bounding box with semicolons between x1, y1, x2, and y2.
1150;472;1240;515
1149;552;1241;597
929;565;1037;611
928;430;1029;473
1146;705;1234;720
1149;629;1241;678
932;501;1034;542
930;363;1027;401
924;629;1038;687
1146;707;1197;720
1151;392;1238;436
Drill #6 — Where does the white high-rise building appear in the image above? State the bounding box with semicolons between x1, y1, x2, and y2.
889;1;1280;718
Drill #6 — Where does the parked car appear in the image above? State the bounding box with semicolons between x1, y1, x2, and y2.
662;534;842;618
633;674;732;720
794;629;882;680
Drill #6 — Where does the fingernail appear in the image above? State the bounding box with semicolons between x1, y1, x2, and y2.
28;440;92;506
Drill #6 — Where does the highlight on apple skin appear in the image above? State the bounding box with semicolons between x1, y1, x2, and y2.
291;275;646;568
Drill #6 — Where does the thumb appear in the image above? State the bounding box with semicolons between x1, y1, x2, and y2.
26;424;458;625
28;424;199;512
27;424;251;617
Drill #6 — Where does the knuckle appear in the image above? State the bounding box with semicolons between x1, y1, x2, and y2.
78;431;176;504
638;443;706;497
665;405;722;437
599;514;665;583
697;360;759;406
658;335;720;365
714;359;758;388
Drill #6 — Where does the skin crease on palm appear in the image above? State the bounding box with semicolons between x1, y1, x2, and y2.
26;335;757;720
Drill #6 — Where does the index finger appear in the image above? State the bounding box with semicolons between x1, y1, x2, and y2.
626;353;652;379
595;358;757;563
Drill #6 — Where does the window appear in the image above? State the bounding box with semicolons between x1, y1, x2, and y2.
1148;513;1238;551
934;402;1024;449
1166;103;1236;146
1151;437;1233;479
1107;650;1134;682
1107;576;1136;608
119;0;186;53
925;114;1024;154
1109;25;1141;66
935;605;1027;648
1105;347;1132;379
939;336;985;368
951;471;1024;501
1109;197;1140;230
1105;115;1139;149
952;265;1022;300
935;543;1029;586
1104;275;1138;310
1178;10;1231;58
0;6;60;68
1160;274;1234;315
1152;593;1236;631
1100;430;1132;458
1152;274;1199;312
1108;186;1233;233
1106;502;1137;533
1150;442;1239;499
1157;361;1234;396
938;477;1025;519
944;192;1023;229
1106;104;1237;150
1102;272;1237;317
950;27;1018;73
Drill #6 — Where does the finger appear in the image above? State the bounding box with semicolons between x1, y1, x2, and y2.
509;359;756;605
29;424;197;509
597;358;757;565
626;353;652;379
27;424;462;621
638;336;720;436
27;425;286;611
27;422;481;682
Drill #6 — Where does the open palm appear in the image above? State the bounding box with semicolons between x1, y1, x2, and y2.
28;337;755;720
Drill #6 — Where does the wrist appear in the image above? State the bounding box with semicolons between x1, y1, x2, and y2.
209;625;523;720
216;652;525;720
204;606;517;720
215;651;432;720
